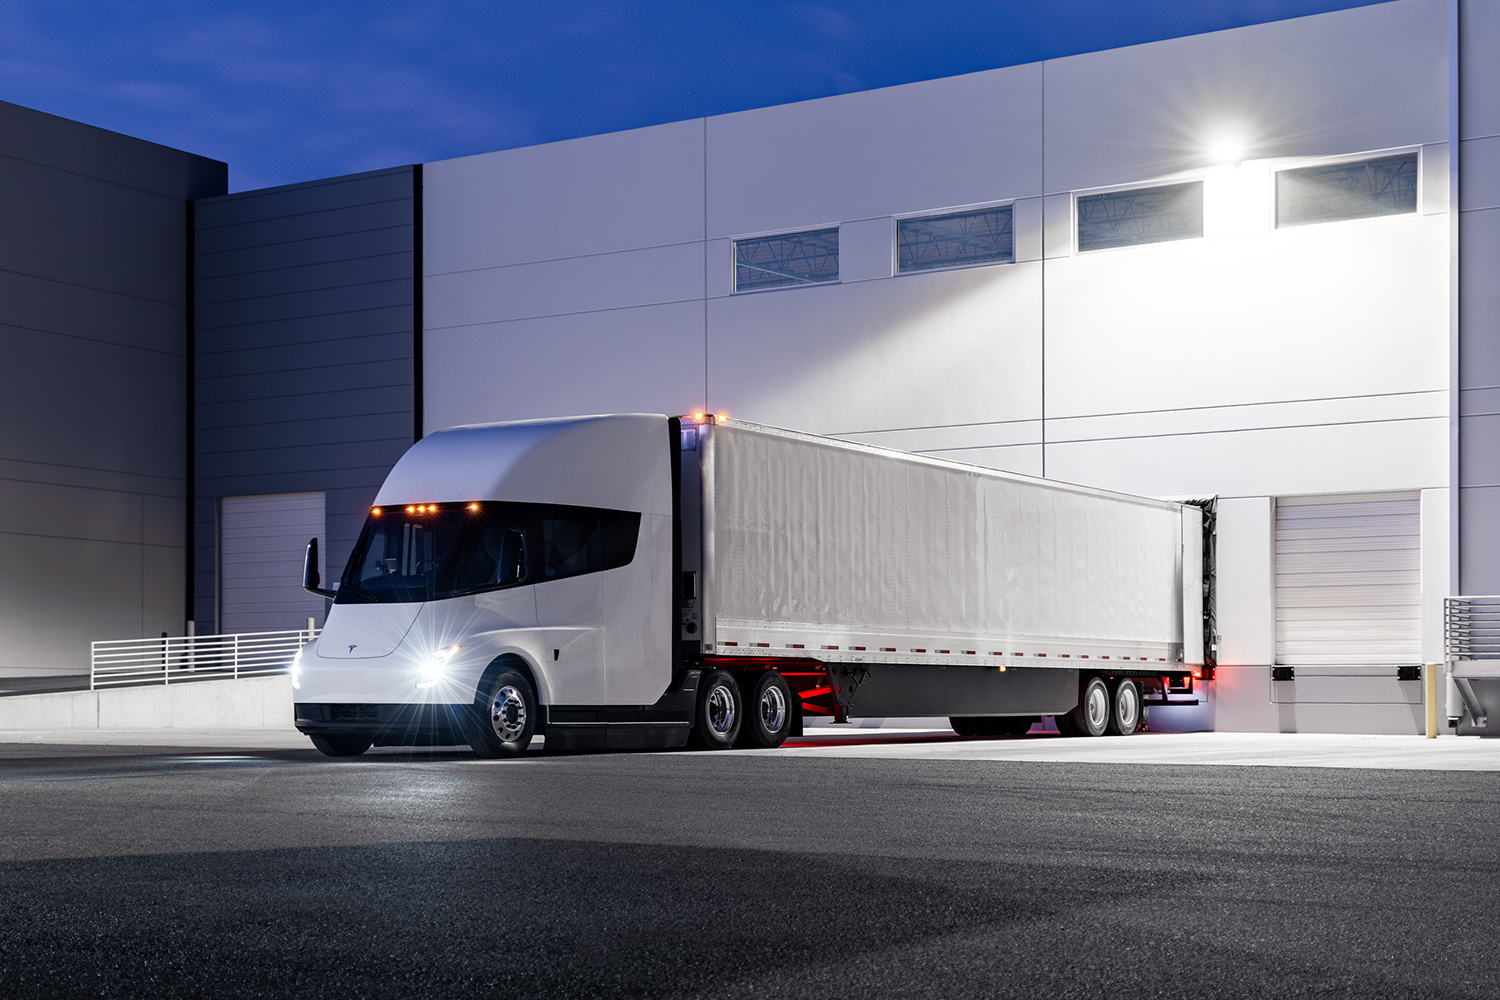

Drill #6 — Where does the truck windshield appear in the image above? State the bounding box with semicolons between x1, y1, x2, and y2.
335;501;641;605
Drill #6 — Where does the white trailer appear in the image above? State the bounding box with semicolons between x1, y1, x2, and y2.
292;414;1212;756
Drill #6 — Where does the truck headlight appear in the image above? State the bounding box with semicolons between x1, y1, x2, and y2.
417;644;460;687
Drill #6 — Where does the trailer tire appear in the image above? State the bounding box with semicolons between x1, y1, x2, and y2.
739;671;793;748
309;733;372;757
992;716;1037;736
1068;676;1111;737
1108;678;1141;736
467;669;537;758
950;716;978;736
690;670;742;750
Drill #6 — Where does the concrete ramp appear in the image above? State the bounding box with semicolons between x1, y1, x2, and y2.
0;675;295;732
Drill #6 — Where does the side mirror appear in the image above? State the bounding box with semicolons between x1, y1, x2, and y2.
303;538;337;598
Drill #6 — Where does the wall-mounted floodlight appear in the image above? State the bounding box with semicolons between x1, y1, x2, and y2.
1207;136;1246;166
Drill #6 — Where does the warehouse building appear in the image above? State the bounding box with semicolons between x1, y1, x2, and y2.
3;0;1497;733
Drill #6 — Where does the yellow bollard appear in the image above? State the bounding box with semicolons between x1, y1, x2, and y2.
1425;663;1438;739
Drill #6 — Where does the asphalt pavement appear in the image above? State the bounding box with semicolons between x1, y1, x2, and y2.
0;735;1496;998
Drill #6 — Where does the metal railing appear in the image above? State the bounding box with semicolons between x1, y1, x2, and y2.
90;627;319;690
1445;596;1500;661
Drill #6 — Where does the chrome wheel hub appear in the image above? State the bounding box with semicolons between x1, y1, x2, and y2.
490;685;528;743
706;684;737;737
1086;685;1109;732
760;684;787;734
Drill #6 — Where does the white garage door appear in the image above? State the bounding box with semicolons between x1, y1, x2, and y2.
1274;492;1421;665
220;492;327;634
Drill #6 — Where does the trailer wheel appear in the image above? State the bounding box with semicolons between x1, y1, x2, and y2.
309;733;372;757
690;670;742;750
1068;676;1110;737
1108;678;1141;736
468;669;537;758
950;717;977;736
739;671;793;748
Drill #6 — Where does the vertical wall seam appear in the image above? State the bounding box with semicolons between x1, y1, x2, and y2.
1040;60;1047;479
703;117;710;412
184;199;195;631
412;163;424;444
1450;0;1461;593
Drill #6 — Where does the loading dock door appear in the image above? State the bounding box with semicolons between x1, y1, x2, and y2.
220;492;327;634
1274;492;1421;667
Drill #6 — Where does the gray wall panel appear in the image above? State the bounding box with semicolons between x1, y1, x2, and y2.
0;101;223;673
194;199;413;255
0;155;187;303
197;252;413;304
194;169;414;227
0;99;225;200
0;272;184;355
196;231;413;279
1459;209;1500;387
196;385;414;429
195;277;412;329
1460;135;1500;211
195;331;415;381
193;167;415;632
1459;0;1500;140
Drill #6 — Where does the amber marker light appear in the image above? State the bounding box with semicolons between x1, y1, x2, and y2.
693;412;705;422
405;506;415;514
467;503;479;511
717;413;727;421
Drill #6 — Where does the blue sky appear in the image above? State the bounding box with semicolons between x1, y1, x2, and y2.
0;1;1383;191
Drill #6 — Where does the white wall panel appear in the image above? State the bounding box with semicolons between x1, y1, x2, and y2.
425;242;704;330
423;118;705;273
1215;497;1275;667
1013;197;1043;263
707;64;1042;239
708;261;1041;437
1045;214;1449;416
839;218;893;282
1420;487;1449;664
1043;0;1447;193
1045;416;1447;500
423;300;706;432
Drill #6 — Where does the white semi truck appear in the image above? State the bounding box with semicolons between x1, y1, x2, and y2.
293;414;1214;757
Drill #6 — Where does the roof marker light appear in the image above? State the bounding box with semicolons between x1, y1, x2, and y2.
467;503;479;511
371;507;381;516
405;506;415;514
693;412;705;422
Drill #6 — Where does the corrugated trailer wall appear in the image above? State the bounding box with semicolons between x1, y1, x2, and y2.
703;421;1191;665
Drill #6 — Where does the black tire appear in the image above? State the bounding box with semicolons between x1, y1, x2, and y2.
468;669;538;758
994;716;1037;736
1067;676;1110;737
738;671;794;748
690;670;742;750
309;733;372;757
1108;678;1142;736
950;716;978;736
1054;712;1079;737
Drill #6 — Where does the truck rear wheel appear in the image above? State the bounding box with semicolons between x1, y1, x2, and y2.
690;670;742;750
1109;678;1141;735
738;671;793;748
309;733;372;757
468;669;537;758
1067;676;1110;737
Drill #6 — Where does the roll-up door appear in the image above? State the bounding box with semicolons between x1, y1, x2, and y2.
1274;492;1421;666
220;492;327;634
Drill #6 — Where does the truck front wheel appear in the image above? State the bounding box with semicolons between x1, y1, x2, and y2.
690;670;742;750
310;733;372;757
739;671;793;748
468;669;537;758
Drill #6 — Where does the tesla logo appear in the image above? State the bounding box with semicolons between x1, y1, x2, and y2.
348;644;357;654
